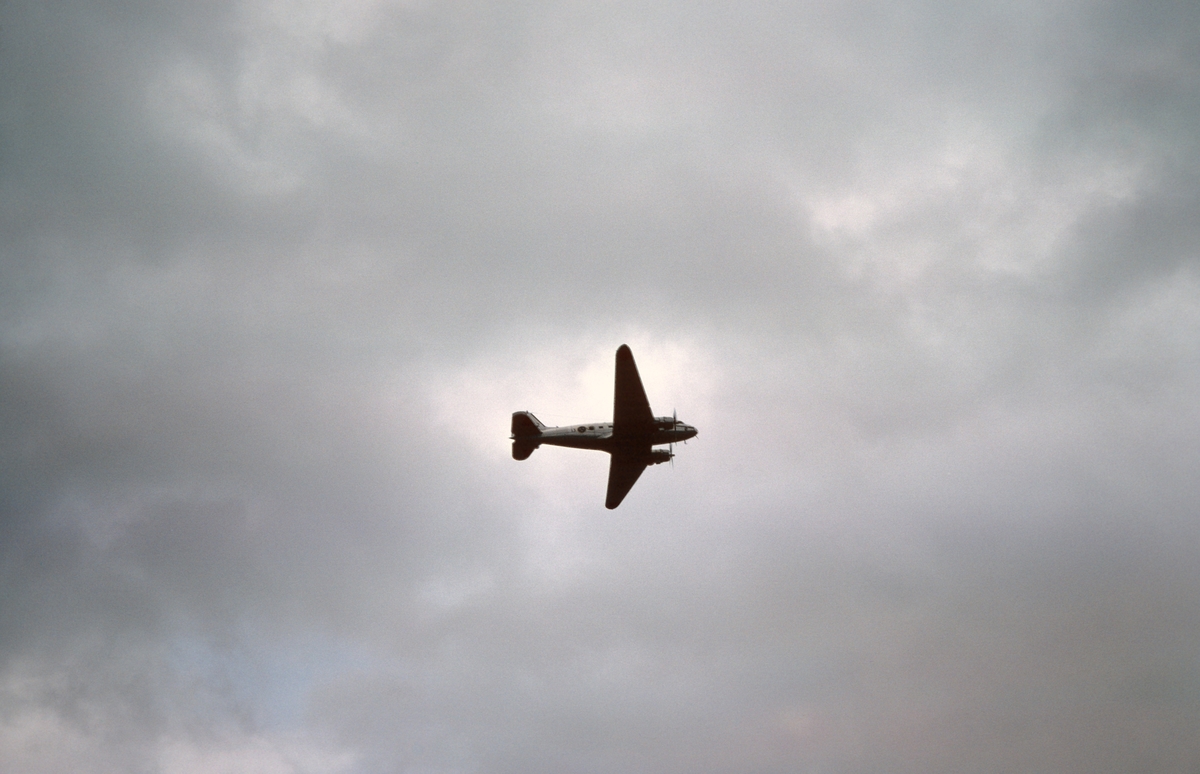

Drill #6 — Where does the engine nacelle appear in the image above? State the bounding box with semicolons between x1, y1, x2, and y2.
646;449;673;466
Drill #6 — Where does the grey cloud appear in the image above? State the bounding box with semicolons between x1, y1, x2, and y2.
4;0;1200;772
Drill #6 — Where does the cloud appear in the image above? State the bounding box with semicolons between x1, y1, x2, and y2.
3;0;1200;772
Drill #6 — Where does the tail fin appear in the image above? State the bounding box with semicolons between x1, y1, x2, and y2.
511;411;545;438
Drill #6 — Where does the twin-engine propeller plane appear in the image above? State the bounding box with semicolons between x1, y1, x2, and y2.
511;344;698;509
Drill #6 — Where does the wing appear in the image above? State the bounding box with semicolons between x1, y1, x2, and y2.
605;453;648;509
612;344;654;432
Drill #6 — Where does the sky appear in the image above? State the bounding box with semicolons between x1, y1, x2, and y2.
2;0;1200;772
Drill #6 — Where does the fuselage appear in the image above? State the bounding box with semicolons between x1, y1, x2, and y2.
530;417;698;454
511;344;698;507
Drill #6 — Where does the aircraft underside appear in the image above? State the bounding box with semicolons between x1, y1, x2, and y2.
510;345;697;508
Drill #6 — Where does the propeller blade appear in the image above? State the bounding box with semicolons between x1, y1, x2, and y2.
672;408;677;467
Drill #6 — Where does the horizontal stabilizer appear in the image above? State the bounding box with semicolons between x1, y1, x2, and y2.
511;411;545;437
512;441;538;461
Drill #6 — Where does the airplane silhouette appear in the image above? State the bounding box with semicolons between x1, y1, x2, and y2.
511;344;698;508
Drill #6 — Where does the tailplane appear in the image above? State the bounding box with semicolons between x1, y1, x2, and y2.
512;441;538;460
511;411;545;437
511;411;544;461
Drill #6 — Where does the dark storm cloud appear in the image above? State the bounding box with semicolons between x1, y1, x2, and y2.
3;0;1200;772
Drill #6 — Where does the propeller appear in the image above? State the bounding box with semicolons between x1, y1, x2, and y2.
670;407;676;468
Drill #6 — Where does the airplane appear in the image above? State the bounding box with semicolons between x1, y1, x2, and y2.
511;344;698;509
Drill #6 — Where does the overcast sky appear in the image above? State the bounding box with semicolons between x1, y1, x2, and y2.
3;1;1200;772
